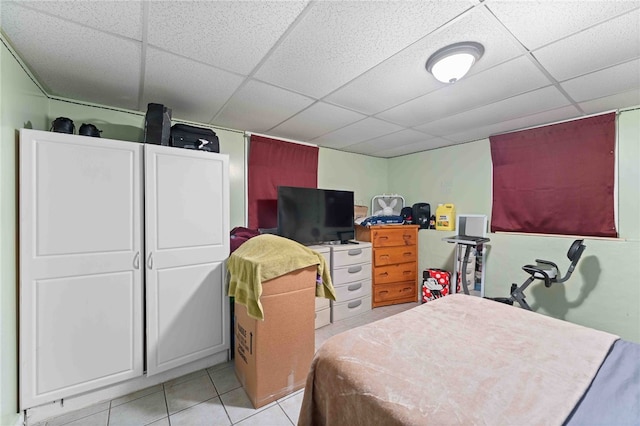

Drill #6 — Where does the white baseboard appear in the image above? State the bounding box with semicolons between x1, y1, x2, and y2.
24;351;229;425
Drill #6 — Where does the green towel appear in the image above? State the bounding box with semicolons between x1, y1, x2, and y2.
227;234;336;320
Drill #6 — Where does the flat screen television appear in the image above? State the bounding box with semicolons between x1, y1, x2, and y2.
277;186;355;245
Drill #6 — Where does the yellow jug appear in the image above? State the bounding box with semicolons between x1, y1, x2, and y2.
435;204;456;231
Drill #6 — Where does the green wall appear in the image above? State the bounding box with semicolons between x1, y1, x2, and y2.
0;39;49;426
389;109;640;343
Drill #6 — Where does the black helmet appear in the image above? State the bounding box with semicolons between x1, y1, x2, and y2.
50;117;74;134
79;123;102;137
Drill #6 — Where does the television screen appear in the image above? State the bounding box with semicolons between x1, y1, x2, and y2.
277;186;355;245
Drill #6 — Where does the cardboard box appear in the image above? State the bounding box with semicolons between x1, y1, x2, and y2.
234;266;316;408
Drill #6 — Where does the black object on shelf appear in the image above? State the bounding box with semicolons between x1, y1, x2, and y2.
170;123;220;153
144;103;172;145
50;117;74;134
412;203;431;229
78;123;102;137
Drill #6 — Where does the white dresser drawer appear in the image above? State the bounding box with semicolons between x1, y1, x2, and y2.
315;297;330;310
333;263;372;285
315;306;330;329
332;278;371;303
331;295;372;322
331;244;371;267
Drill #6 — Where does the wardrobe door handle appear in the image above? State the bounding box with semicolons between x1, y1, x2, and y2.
147;252;153;270
133;252;140;269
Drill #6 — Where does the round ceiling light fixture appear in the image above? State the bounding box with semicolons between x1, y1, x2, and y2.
425;42;484;84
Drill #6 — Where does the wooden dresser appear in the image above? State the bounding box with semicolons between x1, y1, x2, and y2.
355;225;419;308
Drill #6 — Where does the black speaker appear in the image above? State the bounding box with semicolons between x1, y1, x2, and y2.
144;103;172;145
412;203;431;229
400;206;413;223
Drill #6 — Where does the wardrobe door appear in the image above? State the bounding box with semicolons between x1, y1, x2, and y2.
144;145;230;376
19;129;144;410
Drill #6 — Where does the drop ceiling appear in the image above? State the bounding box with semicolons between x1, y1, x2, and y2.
2;0;639;158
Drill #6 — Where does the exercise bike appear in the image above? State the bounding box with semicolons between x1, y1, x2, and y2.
488;239;586;310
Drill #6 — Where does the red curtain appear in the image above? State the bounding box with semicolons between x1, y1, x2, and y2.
248;135;318;229
490;112;617;237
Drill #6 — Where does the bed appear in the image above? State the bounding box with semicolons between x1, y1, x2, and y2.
298;294;640;425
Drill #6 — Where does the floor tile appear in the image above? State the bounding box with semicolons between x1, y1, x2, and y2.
164;374;217;415
219;387;275;424
278;390;304;425
145;418;169;426
169;397;230;426
233;405;293;426
208;365;242;395
35;402;109;426
64;409;108;426
163;369;208;388
108;391;167;426
111;384;164;408
207;360;234;373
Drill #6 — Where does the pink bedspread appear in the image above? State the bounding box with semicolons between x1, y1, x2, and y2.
299;295;618;426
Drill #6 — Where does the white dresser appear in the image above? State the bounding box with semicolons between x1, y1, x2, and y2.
330;242;372;322
308;245;332;328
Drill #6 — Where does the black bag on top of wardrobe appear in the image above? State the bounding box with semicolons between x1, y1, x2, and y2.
170;123;220;153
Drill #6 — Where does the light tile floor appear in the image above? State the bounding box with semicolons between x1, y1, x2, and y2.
33;302;419;426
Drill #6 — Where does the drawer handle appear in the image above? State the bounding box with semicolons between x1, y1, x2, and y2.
347;283;362;291
380;290;389;295
348;248;362;256
402;287;412;293
348;300;362;309
379;272;389;277
379;236;389;241
348;265;362;274
403;252;412;257
403;270;412;275
380;254;390;260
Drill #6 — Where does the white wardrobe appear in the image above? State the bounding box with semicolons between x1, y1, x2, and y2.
19;129;230;410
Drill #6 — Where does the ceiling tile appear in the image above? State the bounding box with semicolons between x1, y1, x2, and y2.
9;1;144;40
254;1;472;98
346;129;434;154
1;2;141;109
561;59;640;103
146;1;309;75
415;86;571;136
325;5;524;115
486;0;639;50
578;89;640;115
213;80;315;133
445;105;581;143
377;55;550;127
269;102;366;142
533;9;640;82
312;118;404;149
142;47;245;124
370;137;457;158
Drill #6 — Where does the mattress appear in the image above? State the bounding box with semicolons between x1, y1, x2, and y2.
298;295;637;425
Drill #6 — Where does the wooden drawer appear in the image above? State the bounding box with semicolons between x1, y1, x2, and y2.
373;245;416;267
373;262;417;284
332;278;371;303
333;262;372;285
371;227;417;247
373;281;417;305
332;245;371;267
